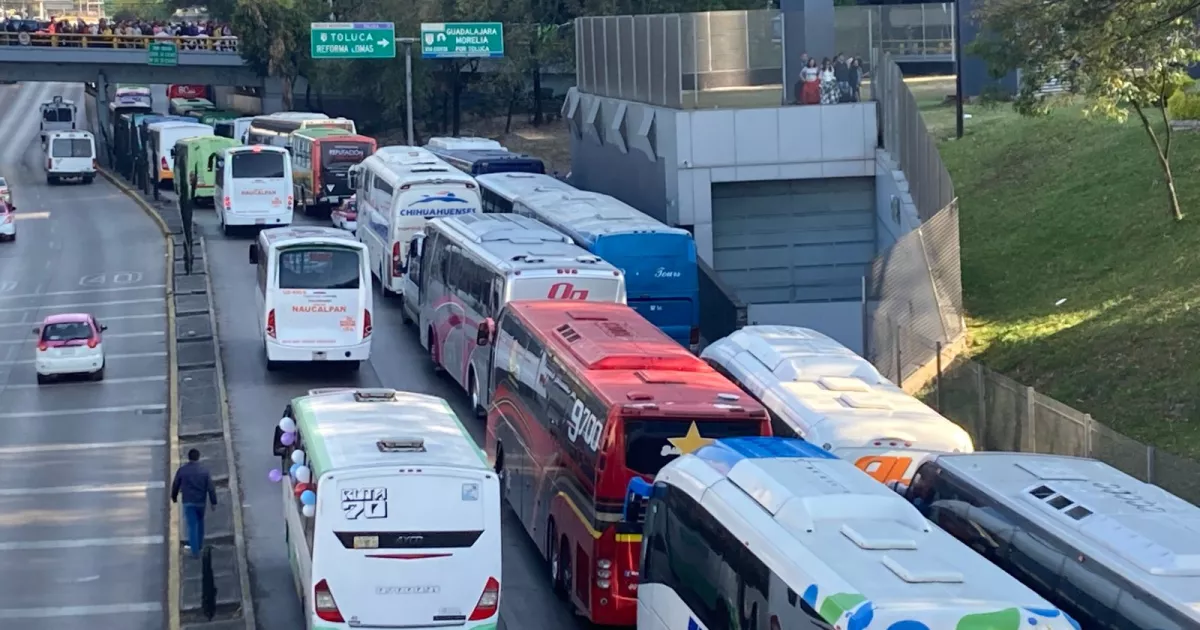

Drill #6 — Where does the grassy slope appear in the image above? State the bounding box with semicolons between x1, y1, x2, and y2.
917;91;1200;458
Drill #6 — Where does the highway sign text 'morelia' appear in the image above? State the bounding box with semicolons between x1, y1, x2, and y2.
311;22;396;59
420;22;504;59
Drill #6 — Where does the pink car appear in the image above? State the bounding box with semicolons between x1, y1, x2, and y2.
331;194;357;233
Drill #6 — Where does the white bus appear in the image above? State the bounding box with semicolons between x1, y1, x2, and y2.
635;437;1081;630
215;145;294;235
247;113;355;148
701;325;973;484
249;226;371;371
350;146;482;297
476;172;572;214
274;388;502;629
412;213;627;416
893;452;1200;629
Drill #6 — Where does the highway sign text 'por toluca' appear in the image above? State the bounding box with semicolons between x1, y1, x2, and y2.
420;22;505;59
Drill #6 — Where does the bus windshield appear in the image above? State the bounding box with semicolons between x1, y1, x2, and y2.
232;152;285;179
623;418;763;477
474;158;544;175
277;247;361;290
321;142;370;173
43;107;73;122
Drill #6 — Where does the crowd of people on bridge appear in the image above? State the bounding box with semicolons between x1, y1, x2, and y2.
795;53;866;105
0;16;234;48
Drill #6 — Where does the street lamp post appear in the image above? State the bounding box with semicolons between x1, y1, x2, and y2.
396;37;417;146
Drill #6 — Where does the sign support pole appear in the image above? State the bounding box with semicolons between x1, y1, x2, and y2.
397;37;416;146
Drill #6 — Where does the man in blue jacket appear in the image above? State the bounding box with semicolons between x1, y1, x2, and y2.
171;448;218;558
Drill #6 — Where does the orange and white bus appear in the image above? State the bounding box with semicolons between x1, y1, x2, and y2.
483;300;770;626
701;325;974;484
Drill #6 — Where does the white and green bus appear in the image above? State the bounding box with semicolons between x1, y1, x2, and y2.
274;387;503;629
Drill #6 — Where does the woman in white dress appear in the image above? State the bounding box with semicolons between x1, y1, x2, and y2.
819;59;838;105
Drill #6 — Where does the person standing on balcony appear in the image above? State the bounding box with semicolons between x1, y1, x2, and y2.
834;53;852;102
849;58;864;102
798;58;821;105
819;59;838;104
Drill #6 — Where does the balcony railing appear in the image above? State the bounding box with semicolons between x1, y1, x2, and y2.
0;33;239;52
575;3;954;109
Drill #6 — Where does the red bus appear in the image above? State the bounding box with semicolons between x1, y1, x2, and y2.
482;300;770;626
167;84;208;100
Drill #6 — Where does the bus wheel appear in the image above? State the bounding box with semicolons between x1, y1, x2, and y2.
468;370;485;418
428;328;444;373
553;534;572;601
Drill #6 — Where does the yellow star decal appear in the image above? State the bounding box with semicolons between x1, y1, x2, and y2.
668;422;714;456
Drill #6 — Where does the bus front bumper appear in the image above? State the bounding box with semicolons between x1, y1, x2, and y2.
266;339;371;363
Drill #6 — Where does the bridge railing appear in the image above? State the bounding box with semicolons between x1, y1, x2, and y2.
0;33;239;52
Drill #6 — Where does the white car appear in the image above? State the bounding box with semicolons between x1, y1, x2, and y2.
330;194;357;232
0;201;14;242
33;313;107;384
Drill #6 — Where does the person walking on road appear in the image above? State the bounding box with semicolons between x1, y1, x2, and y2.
171;448;217;558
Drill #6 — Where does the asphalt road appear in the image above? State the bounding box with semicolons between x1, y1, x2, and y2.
192;203;590;628
0;82;169;628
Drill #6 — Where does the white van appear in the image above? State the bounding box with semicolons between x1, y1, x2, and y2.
351;147;482;296
214;116;254;144
275;388;502;629
40;96;77;141
44;131;96;185
249;226;371;371
702;325;974;484
216;145;293;235
146;121;213;195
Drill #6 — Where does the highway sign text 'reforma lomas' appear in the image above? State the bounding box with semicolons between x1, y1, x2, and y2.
420;22;505;59
310;22;397;59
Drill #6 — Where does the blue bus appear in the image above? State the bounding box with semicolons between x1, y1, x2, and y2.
476;172;701;350
425;136;545;176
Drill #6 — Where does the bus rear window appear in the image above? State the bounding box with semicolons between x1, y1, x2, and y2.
277;248;361;290
232;152;285;179
623;419;763;476
43;107;73;122
476;159;544;175
51;139;92;158
311;121;354;133
322;143;370;169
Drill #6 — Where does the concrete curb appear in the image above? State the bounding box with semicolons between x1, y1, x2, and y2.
200;234;258;630
97;166;255;630
96;166;181;630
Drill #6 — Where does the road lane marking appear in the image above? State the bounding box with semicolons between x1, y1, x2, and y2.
0;481;165;496
3;375;168;389
11;211;49;221
0;284;165;301
0;535;164;551
0;439;166;454
0;403;167;419
0;602;162;619
0;312;164;329
0;351;166;366
0;297;164;314
0;331;164;346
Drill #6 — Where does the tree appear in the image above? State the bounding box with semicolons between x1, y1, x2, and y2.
231;0;320;111
971;0;1200;221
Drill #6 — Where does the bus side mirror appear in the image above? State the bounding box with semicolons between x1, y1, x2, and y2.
347;171;358;189
272;426;287;457
207;154;215;171
170;148;176;159
476;318;495;346
248;243;258;265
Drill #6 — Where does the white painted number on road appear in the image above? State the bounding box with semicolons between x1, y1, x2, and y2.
0;281;16;293
79;272;145;286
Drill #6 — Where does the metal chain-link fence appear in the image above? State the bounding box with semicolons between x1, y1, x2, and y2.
899;327;1200;505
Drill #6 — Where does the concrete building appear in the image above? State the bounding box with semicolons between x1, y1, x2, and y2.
564;9;932;355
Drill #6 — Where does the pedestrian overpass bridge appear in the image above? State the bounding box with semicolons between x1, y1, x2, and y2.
0;34;259;86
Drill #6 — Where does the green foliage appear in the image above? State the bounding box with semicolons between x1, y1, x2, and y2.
971;0;1200;221
108;0;174;21
1167;90;1200;120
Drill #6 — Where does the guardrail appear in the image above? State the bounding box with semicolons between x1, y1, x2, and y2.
0;33;239;52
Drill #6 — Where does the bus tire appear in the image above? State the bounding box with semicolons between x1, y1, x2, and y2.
346;361;361;373
45;175;55;185
551;529;571;601
468;370;485;418
83;175;94;184
428;327;445;374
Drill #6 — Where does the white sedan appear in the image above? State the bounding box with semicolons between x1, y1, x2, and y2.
34;313;107;384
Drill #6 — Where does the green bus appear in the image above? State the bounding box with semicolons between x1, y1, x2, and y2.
168;97;216;117
172;136;242;207
188;109;241;127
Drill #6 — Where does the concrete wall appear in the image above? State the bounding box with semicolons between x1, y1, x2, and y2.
565;87;880;266
873;148;922;251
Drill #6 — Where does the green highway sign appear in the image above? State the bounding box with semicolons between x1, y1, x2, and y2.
420;22;504;59
311;22;396;59
147;41;178;66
